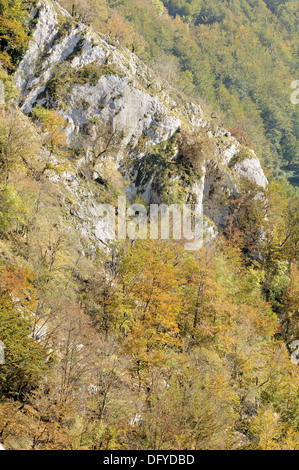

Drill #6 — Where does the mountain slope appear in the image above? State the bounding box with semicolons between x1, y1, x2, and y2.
14;0;268;242
57;0;299;183
0;0;298;451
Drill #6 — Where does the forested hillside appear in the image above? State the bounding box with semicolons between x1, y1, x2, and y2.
0;0;298;451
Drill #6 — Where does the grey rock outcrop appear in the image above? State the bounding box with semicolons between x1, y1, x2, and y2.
14;0;268;244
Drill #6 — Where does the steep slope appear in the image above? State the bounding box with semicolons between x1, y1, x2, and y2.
0;0;298;452
14;0;268;245
58;0;299;181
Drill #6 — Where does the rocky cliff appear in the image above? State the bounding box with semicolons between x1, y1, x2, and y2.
14;0;268;246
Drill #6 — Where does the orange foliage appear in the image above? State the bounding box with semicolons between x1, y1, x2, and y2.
0;263;36;310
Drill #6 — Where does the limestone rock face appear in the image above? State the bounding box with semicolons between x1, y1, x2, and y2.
62;76;181;145
15;1;181;145
234;157;268;188
14;0;268;244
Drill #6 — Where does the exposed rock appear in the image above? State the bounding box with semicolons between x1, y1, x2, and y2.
62;75;180;145
234;157;268;188
14;0;269;245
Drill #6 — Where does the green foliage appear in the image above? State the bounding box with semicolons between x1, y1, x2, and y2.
0;184;22;232
0;0;30;70
0;67;18;101
0;265;49;398
133;130;207;204
228;149;253;169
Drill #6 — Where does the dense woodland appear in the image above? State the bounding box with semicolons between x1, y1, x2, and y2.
0;0;298;450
